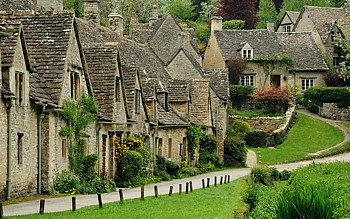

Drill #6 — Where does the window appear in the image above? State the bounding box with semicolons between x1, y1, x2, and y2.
15;72;24;105
301;79;314;90
333;57;340;66
17;133;24;164
158;138;163;155
240;75;255;86
135;89;141;114
164;93;169;111
115;77;120;102
168;139;172;159
70;71;80;100
282;25;291;32
62;139;67;158
242;49;253;59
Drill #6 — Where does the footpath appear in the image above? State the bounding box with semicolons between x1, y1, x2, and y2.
4;109;350;216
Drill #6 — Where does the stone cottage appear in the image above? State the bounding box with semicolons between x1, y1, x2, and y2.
203;17;328;91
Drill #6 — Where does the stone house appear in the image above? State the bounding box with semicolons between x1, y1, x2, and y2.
276;11;300;33
203;17;328;92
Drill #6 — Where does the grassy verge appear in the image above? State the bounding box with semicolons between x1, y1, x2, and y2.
7;177;248;219
252;113;344;165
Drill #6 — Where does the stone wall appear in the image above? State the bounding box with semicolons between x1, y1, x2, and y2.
230;115;283;132
321;103;350;120
157;126;187;163
189;79;211;126
166;50;202;80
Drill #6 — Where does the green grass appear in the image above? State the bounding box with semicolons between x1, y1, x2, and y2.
252;113;344;165
7;177;248;219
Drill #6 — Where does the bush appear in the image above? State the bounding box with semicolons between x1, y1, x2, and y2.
303;86;350;113
272;132;285;146
253;87;293;114
245;131;267;148
272;184;339;219
250;166;273;186
54;170;80;194
78;178;116;194
199;134;219;165
165;160;179;176
279;170;292;181
222;20;245;29
227;119;251;140
116;150;143;187
80;154;98;181
223;136;247;166
269;167;280;181
155;170;172;181
229;85;254;109
178;162;200;177
156;155;166;171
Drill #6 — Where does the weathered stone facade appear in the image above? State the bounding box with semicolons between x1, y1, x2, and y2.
321;103;350;120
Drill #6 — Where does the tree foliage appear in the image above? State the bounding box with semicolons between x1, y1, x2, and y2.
217;0;259;28
165;0;195;21
256;0;277;29
222;20;245;29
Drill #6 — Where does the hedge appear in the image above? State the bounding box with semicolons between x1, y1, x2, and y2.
303;87;350;113
245;131;267;148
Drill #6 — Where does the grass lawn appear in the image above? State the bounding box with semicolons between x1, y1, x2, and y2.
252;112;344;165
7;177;248;219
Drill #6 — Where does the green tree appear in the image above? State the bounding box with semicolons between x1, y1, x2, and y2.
222;20;245;29
165;0;195;21
256;0;277;29
63;0;83;17
331;0;346;7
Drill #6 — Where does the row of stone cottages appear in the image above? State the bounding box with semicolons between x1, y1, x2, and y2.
0;1;228;200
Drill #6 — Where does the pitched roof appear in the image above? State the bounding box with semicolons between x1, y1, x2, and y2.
276;32;328;71
0;11;78;105
214;29;282;60
157;102;187;126
214;29;327;72
298;6;344;43
167;80;189;102
0;0;35;11
286;11;300;24
203;68;229;100
119;64;138;118
0;21;22;68
83;46;119;121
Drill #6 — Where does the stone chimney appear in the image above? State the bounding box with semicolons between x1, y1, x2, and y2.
267;22;274;32
149;1;159;26
109;13;124;36
211;16;222;34
36;0;63;11
83;0;100;24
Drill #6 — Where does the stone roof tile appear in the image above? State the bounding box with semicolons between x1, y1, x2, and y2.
157;102;187;126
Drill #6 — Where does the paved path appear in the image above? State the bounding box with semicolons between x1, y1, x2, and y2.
4;109;350;217
298;109;350;156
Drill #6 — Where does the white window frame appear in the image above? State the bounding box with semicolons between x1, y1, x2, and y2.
242;49;253;59
282;25;291;32
240;75;255;86
301;78;314;90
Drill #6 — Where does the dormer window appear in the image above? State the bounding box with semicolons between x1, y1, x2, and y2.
15;72;24;105
115;77;120;102
282;25;291;32
242;49;253;59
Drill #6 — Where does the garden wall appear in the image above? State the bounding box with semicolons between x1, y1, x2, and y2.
321;103;350;120
229;115;283;133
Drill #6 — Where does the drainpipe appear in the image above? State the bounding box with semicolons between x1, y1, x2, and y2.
97;123;102;176
5;95;15;200
36;102;47;194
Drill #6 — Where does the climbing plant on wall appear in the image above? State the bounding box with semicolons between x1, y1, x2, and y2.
186;123;204;161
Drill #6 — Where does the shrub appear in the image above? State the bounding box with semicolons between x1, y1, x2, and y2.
303;86;350;113
245;131;267;148
78;178;116;194
250;166;273;186
197;162;215;173
155;170;172;181
223;136;246;166
253;87;293;114
229;85;254;109
227;119;251;140
269;167;280;181
272;131;285;146
272;184;339;219
194;23;210;41
80;154;98;181
54;170;80;194
222;20;245;29
156;155;166;171
178;162;200;177
116;150;143;187
199;134;219;165
165;160;179;176
243;182;267;211
279;170;292;181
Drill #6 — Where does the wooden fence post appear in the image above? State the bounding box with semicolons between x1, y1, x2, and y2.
228;175;230;183
39;199;45;214
190;181;193;192
214;176;217;186
119;189;124;203
202;179;205;188
207;178;210;188
141;185;145;200
0;202;3;219
186;182;189;194
220;176;223;185
154;185;159;198
224;175;227;184
179;184;182;195
72;196;76;211
97;194;102;208
169;186;173;196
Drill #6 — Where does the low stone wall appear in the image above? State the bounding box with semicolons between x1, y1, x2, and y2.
230;115;283;133
321;103;350;120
